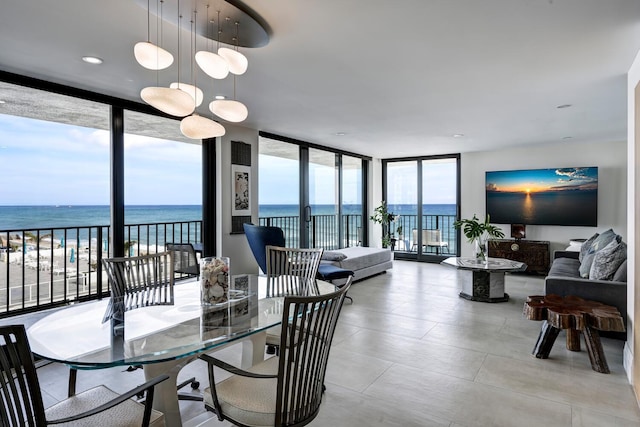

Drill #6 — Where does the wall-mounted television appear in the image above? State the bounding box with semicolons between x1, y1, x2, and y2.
486;167;598;226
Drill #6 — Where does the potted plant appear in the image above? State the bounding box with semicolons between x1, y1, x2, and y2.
453;214;504;262
370;201;396;249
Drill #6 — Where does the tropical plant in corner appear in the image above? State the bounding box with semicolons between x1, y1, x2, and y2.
453;214;505;261
370;201;396;248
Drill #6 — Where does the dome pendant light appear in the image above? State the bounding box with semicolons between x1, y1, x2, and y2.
209;20;247;123
181;8;225;139
218;21;248;75
181;114;226;138
209;99;248;122
134;0;173;70
141;87;194;117
195;10;229;79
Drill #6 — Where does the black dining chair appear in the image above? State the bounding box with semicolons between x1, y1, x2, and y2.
199;279;352;427
0;324;169;427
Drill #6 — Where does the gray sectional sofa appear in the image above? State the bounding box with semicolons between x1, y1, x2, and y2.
544;229;627;340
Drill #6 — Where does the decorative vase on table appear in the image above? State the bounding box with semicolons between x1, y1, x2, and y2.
200;257;230;305
474;237;489;263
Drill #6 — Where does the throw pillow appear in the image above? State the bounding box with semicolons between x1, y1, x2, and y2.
589;240;627;281
578;229;619;278
321;251;347;262
579;233;599;263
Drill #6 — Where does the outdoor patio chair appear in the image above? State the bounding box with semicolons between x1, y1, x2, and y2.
199;280;352;427
166;243;200;279
243;223;286;274
0;324;169;427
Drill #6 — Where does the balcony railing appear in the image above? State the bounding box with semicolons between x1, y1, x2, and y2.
0;220;202;317
0;213;456;318
259;214;362;249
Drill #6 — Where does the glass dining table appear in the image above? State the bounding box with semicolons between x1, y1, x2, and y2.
27;275;336;427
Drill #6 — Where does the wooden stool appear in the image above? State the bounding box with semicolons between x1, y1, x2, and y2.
523;294;625;373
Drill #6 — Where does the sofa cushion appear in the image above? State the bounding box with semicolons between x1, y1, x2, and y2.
579;233;599;263
548;257;581;278
590;240;627;281
579;229;618;278
321;251;347;261
612;259;627;282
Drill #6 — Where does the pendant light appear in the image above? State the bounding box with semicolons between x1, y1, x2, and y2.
181;9;225;139
141;1;194;117
134;0;174;70
209;20;247;122
218;21;248;75
195;9;229;80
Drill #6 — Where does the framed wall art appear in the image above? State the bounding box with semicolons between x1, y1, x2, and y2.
232;164;251;216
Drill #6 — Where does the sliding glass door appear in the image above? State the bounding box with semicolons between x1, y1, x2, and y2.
384;155;459;261
259;134;368;249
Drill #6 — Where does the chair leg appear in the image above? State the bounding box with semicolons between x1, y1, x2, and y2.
177;376;203;402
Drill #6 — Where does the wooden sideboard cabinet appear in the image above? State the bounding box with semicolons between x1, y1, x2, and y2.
488;239;550;275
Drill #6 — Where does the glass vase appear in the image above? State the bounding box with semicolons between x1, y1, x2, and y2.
200;257;230;305
474;237;489;263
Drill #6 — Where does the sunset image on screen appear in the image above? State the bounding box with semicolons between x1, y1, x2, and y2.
485;167;598;226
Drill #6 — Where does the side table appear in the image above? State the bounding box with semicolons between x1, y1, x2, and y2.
523;294;625;373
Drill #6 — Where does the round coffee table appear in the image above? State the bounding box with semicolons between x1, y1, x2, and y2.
441;257;527;303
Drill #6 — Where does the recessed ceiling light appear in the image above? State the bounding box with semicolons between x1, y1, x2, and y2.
0;100;5;104
452;133;464;138
335;132;346;136
556;104;572;109
562;136;573;140
215;95;226;100
82;56;103;64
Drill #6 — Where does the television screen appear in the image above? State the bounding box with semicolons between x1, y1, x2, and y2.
486;167;598;226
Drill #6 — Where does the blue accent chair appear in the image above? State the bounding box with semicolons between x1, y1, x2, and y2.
243;223;286;273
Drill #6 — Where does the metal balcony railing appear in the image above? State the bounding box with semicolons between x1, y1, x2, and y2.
0;220;202;317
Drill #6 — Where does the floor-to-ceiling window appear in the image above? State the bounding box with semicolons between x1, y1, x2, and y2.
258;133;369;249
123;110;203;256
384;155;459;262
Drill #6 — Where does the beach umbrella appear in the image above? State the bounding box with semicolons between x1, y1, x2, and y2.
103;238;108;251
70;247;75;263
60;237;65;248
23;241;26;254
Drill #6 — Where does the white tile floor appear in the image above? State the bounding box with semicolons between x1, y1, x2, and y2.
30;260;640;426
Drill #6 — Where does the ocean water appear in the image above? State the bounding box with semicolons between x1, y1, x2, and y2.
0;204;457;231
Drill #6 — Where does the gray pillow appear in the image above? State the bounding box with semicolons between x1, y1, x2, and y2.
612;259;627;282
321;251;347;261
579;233;599;263
589;240;627;280
578;229;619;277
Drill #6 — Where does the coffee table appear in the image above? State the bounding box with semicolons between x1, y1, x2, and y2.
523;294;625;373
441;257;527;302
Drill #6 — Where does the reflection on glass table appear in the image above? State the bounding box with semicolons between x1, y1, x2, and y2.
27;275;336;427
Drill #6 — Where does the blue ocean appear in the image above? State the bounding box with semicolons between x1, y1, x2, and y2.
0;204;456;231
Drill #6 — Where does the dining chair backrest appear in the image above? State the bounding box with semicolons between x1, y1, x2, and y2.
275;278;352;426
265;246;323;297
102;252;174;321
0;324;48;426
166;243;199;278
243;223;286;273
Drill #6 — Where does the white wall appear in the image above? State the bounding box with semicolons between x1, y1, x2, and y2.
626;49;640;387
218;124;260;275
460;140;627;257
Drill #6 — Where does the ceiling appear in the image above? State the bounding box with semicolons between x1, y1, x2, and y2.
1;0;639;159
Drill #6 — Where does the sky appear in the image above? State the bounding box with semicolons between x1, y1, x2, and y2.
1;112;457;207
485;167;598;193
0;114;202;205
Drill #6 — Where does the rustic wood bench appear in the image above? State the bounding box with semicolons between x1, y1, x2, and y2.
523;294;625;373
